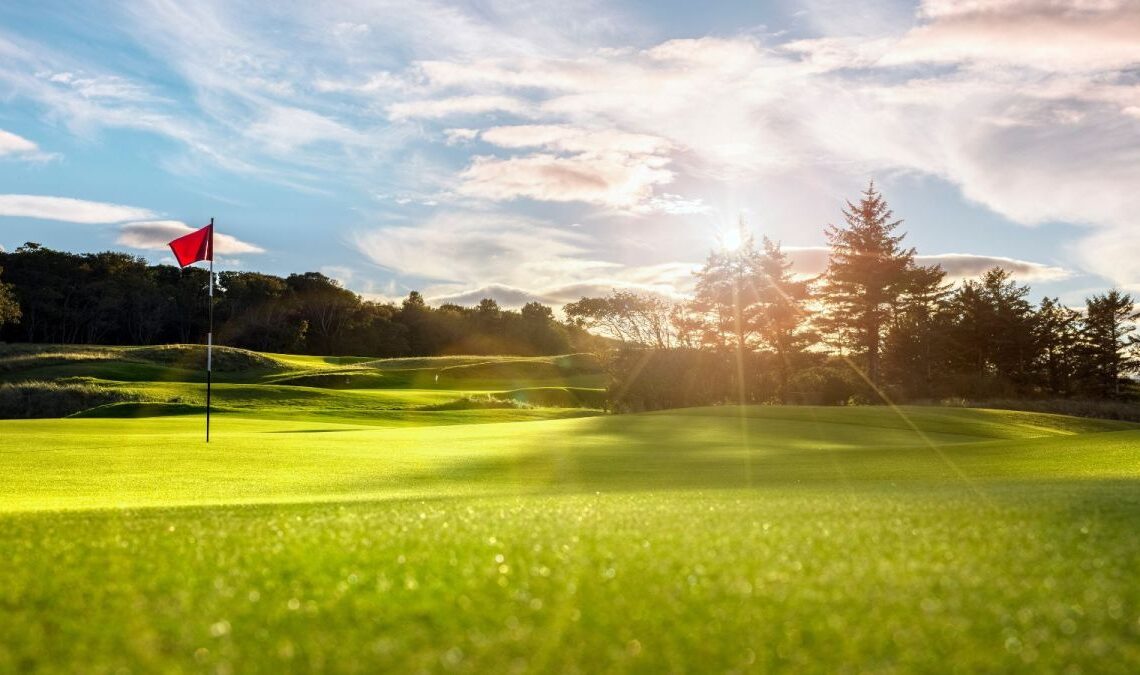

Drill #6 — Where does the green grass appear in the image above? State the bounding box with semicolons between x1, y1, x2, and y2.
2;407;1140;672
1;344;1138;672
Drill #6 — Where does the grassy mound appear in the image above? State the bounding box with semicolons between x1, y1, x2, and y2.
0;379;142;418
127;344;283;372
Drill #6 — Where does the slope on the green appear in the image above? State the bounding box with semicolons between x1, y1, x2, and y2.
2;406;1140;672
2;405;1136;513
0;344;608;421
0;344;605;389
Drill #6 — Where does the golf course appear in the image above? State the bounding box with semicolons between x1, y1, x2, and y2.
0;345;1137;672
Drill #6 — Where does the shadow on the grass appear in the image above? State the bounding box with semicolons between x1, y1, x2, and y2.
394;412;1140;496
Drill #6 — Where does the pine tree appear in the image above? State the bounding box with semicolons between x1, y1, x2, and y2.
1081;290;1138;398
751;237;814;401
883;263;953;398
690;224;762;352
944;268;1037;396
818;181;918;385
1034;297;1083;396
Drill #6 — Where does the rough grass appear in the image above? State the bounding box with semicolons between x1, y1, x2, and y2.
127;344;283;372
940;397;1140;423
0;379;142;418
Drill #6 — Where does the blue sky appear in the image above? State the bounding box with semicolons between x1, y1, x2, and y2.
1;0;1138;308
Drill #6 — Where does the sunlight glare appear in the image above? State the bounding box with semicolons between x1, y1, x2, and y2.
720;225;743;252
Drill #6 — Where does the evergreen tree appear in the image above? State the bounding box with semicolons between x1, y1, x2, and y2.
882;264;953;398
818;182;918;385
690;226;762;352
1081;290;1138;398
751;237;814;400
944;268;1037;396
1033;297;1083;397
0;265;20;330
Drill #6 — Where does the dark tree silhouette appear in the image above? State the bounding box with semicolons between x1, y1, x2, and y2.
1082;290;1139;398
751;237;814;401
817;182;919;386
0;265;20;329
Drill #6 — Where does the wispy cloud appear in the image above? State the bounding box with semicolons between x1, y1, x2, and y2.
893;0;1140;71
354;212;595;285
354;211;695;308
784;247;1072;282
387;95;532;120
117;220;265;255
0;129;56;162
0;194;154;223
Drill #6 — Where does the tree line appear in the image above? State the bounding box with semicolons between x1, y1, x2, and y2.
2;182;1136;409
0;243;598;357
565;184;1139;410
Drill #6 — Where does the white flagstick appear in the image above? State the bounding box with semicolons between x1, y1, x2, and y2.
206;217;214;443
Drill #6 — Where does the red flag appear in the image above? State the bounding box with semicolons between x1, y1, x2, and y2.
169;224;213;267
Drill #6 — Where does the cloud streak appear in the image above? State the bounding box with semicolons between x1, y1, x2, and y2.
0;194;154;223
0;129;54;161
784;247;1072;282
117;221;265;255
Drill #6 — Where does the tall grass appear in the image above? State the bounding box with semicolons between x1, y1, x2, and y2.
0;380;142;418
939;397;1140;423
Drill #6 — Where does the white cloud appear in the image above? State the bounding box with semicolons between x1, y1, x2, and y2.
480;124;671;156
354;211;697;308
429;283;547;307
783;246;1072;282
891;0;1140;71
0;126;58;162
387;95;532;120
117;220;265;255
0;129;39;155
443;128;479;144
354;212;594;285
457;152;674;210
0;194;155;223
456;124;690;212
245;105;366;153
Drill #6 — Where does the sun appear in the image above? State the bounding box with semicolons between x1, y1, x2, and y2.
720;224;743;252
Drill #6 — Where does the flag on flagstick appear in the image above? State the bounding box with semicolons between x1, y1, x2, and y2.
168;223;213;267
169;220;215;443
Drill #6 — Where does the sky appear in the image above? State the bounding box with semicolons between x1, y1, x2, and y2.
1;0;1138;309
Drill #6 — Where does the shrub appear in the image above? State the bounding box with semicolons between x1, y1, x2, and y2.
494;387;607;409
786;365;865;405
418;395;531;411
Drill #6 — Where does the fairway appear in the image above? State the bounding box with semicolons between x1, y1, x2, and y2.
2;401;1139;672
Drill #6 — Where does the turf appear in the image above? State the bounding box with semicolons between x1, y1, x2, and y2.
1;345;1139;672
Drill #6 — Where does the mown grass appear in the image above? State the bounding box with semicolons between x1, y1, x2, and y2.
1;344;1138;672
2;407;1139;672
